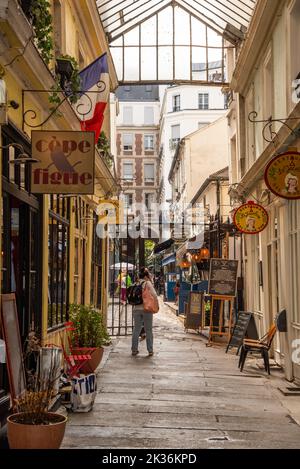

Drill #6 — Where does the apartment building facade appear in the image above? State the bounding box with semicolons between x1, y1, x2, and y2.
116;85;160;234
227;0;300;383
158;84;227;239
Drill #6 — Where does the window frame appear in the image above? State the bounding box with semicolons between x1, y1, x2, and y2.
172;94;181;112
144;134;155;151
144;162;155;183
123;133;133;151
144;106;154;125
198;93;209;110
123;106;133;125
123;161;134;181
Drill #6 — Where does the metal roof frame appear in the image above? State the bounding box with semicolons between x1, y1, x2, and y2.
97;0;256;44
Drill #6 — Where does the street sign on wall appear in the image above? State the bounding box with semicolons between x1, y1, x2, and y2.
233;201;268;234
265;150;300;200
31;130;95;194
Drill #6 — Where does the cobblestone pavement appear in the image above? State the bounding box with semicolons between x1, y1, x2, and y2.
62;302;300;449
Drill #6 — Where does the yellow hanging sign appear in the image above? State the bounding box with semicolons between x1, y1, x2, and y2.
265;151;300;199
234;201;268;234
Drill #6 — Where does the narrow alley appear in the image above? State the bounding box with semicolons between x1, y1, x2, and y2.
62;303;300;450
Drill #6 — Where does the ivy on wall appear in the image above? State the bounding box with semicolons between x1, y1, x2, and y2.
29;0;54;65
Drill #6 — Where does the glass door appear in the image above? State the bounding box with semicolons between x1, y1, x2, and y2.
1;194;40;342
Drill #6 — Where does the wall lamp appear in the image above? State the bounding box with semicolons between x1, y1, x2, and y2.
0;143;40;164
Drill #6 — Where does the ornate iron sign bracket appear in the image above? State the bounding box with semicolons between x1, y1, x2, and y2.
248;111;300;145
22;80;106;130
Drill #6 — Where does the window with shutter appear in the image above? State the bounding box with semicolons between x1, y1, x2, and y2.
123;162;133;180
144;107;154;125
144;134;154;150
123;107;133;125
123;133;133;151
198;93;209;110
144;163;155;183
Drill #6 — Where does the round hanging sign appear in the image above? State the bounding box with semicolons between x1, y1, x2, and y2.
233;201;268;234
264;150;300;199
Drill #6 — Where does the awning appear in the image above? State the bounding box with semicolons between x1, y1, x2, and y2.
187;231;204;251
162;253;176;266
176;242;188;262
154;238;174;255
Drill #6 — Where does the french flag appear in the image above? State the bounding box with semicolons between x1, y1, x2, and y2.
77;53;109;143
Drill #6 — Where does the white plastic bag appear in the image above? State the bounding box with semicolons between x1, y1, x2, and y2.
71;373;97;412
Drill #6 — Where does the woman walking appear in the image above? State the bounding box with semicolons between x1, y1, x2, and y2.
131;267;159;357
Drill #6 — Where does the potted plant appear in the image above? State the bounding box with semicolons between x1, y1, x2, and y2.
69;304;110;374
7;390;67;449
6;335;67;449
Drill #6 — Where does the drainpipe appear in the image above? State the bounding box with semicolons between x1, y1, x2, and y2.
216;179;221;257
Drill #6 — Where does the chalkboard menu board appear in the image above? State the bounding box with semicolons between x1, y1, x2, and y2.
226;311;259;353
184;292;203;331
208;259;238;297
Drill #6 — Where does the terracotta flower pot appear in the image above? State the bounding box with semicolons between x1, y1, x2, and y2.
7;412;67;449
73;346;104;374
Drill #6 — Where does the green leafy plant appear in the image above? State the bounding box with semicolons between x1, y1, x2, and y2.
97;131;114;168
69;304;110;348
49;55;81;107
29;0;54;65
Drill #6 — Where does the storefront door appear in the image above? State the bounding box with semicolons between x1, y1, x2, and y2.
2;193;41;343
266;207;284;365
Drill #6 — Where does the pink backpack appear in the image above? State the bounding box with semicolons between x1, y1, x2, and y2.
142;281;159;314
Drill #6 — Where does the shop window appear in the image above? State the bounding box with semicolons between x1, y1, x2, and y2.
289;201;300;324
91;215;103;309
48;196;69;329
1;126;41;342
74;237;79;302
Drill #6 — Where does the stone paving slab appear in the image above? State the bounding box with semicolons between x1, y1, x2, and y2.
62;301;300;449
62;425;300;449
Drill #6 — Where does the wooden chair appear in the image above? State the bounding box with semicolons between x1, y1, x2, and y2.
238;323;277;374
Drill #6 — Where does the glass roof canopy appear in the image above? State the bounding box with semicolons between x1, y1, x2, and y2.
97;0;257;84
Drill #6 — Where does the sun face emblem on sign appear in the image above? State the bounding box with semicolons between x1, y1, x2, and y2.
264;151;300;200
233;201;268;235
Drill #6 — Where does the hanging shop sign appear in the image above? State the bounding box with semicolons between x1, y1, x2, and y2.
264;150;300;200
233;201;268;234
31;131;95;194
